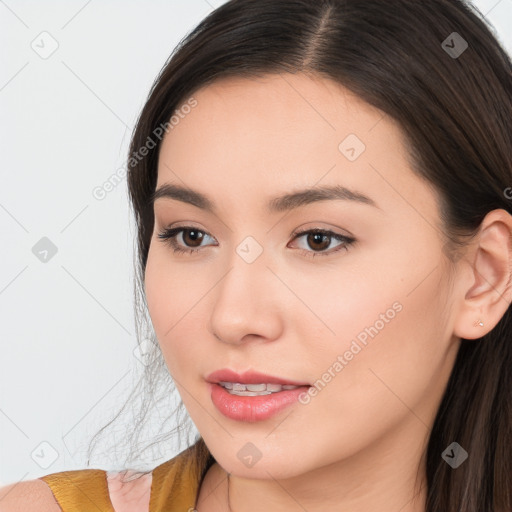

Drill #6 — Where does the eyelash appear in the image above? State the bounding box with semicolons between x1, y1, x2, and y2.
156;226;355;258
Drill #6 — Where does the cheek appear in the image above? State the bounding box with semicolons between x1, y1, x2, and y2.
303;258;452;427
316;238;448;356
144;248;210;374
144;249;170;336
297;236;448;372
283;250;407;361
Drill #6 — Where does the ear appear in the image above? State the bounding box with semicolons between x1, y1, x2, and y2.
453;208;512;340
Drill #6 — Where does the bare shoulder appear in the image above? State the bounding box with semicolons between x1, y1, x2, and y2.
106;469;153;511
0;470;153;512
0;479;62;511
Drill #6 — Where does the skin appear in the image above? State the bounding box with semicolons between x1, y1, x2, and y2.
144;73;512;512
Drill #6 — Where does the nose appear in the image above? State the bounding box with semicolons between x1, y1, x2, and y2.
207;250;284;346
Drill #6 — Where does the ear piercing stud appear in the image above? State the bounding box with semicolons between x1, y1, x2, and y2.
475;319;484;327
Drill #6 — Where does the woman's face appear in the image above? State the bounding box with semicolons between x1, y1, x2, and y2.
144;73;462;479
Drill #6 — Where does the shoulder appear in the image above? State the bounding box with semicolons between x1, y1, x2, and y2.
0;445;206;512
148;444;212;510
103;447;204;511
0;479;62;511
106;469;152;511
0;470;153;512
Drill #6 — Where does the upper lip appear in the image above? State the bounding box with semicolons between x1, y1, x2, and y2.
206;369;310;386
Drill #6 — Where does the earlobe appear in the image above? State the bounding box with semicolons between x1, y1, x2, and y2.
452;209;512;340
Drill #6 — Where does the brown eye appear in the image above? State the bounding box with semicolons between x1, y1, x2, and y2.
306;232;331;251
289;229;355;258
157;226;217;254
181;229;205;247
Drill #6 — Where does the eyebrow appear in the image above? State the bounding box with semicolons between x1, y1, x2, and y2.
150;183;380;213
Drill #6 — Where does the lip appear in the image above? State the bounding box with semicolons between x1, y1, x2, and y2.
205;369;310;386
206;369;311;422
208;382;310;422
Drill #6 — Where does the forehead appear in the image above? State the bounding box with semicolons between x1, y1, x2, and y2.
158;73;401;176
156;73;440;226
168;73;386;146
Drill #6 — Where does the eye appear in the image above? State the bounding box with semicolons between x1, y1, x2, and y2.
157;226;217;255
157;226;355;258
288;228;355;258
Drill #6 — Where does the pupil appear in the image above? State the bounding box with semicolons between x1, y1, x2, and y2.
185;230;203;246
308;233;329;251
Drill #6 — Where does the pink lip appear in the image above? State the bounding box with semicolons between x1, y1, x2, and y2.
206;369;311;422
205;368;309;386
208;383;310;422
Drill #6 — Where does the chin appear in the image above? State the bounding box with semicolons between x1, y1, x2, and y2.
211;443;313;480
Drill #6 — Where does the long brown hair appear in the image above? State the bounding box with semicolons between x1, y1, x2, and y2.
89;1;512;509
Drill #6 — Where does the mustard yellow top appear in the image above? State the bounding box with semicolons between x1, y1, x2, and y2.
38;441;214;511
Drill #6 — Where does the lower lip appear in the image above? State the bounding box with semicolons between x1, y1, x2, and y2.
209;382;310;422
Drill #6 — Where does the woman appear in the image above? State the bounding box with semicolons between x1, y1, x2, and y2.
2;0;511;510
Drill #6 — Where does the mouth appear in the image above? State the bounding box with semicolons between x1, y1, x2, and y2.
206;368;310;387
217;381;301;396
206;369;311;422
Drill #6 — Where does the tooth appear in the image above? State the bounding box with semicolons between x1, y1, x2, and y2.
219;381;233;389
232;383;246;391
230;390;272;396
266;383;283;392
282;385;299;390
245;383;267;391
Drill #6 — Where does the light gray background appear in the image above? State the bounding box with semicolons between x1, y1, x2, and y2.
1;0;511;485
